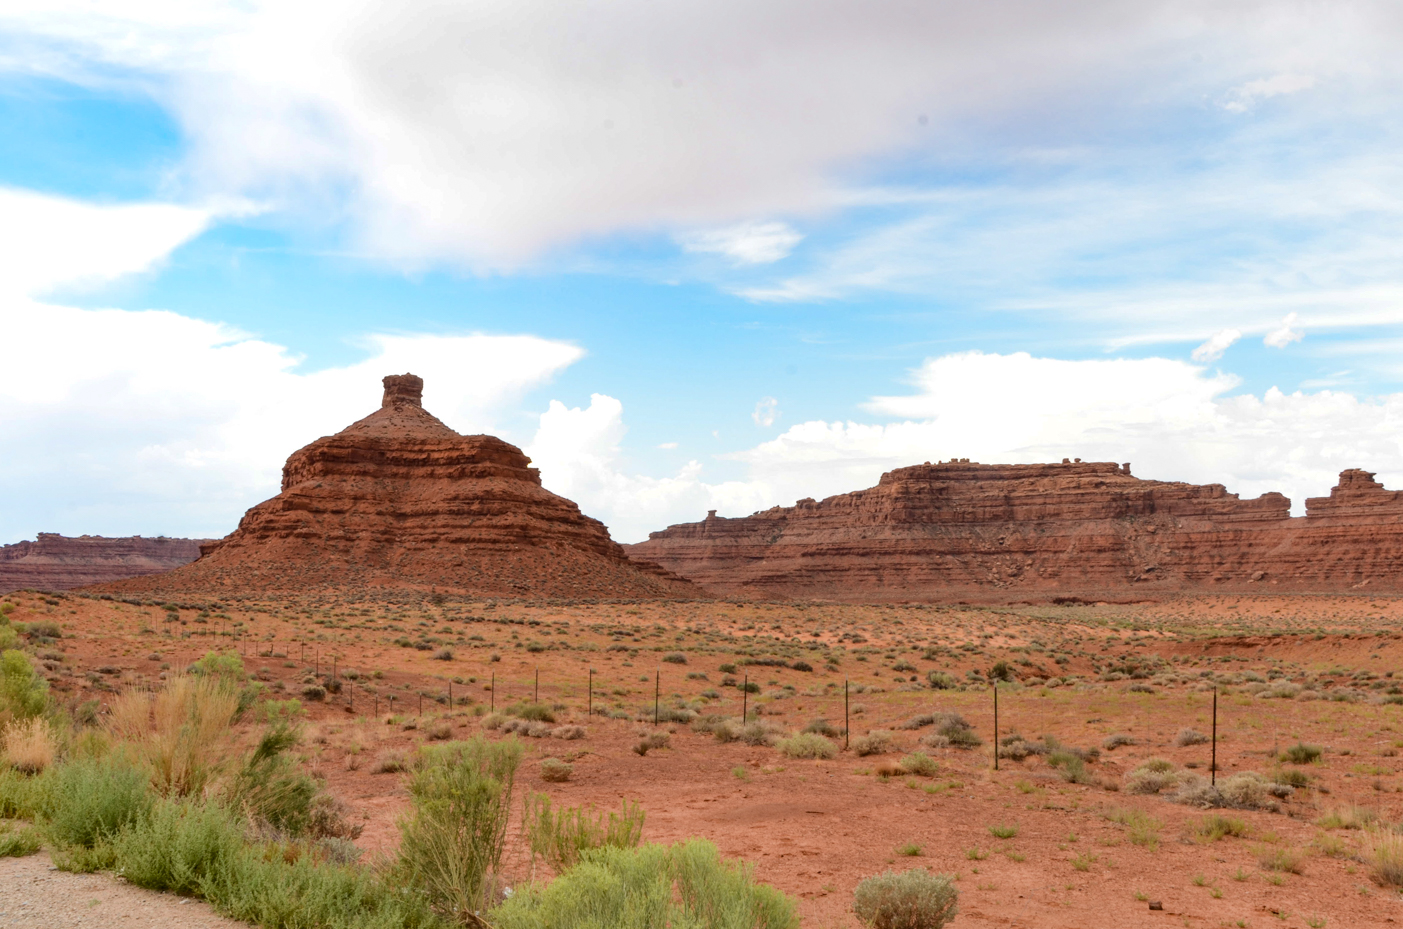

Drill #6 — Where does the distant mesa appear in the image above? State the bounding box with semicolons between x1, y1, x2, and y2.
99;373;699;599
625;459;1403;602
0;534;208;595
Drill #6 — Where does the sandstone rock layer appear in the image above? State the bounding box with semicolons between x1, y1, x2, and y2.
103;375;697;599
0;534;207;594
626;460;1403;601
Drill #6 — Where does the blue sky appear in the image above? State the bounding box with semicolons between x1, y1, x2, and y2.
4;2;1403;543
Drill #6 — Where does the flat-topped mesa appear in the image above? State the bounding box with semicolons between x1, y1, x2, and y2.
1;534;208;594
98;373;699;599
627;459;1403;601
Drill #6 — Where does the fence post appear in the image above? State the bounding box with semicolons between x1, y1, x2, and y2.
348;682;352;712
1211;687;1219;786
844;679;849;750
448;681;453;708
742;674;748;723
535;667;539;704
588;668;593;717
654;670;660;726
993;683;999;772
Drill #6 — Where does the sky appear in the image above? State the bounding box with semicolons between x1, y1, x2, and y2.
4;1;1403;544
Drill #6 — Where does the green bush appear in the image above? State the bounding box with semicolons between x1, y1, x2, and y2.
777;732;837;760
523;794;645;874
0;822;40;858
397;737;524;922
493;840;798;929
853;868;959;929
1283;743;1322;765
113;797;244;895
900;753;939;777
0;649;48;723
508;703;556;723
0;766;52;819
925;672;957;690
46;756;152;850
227;723;320;837
192;651;247;683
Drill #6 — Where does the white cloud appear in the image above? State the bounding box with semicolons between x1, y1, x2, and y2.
752;397;779;427
679;222;802;265
657;442;678;449
0;187;221;297
4;2;1397;269
0;298;583;541
529;351;1403;541
1224;73;1317;112
1264;312;1304;348
1191;328;1242;362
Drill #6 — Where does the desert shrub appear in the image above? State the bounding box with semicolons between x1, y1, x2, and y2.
853;730;897;757
1104;807;1161;849
662;653;687;664
789;661;813;673
1171;772;1280;813
900;752;939;777
301;684;327;701
1173;727;1209;747
777;732;837;760
503;719;553;738
0;766;50;819
2;716;57;774
632;732;671;755
1282;742;1322;764
227;722;323;838
113;796;244;895
550;725;586;740
426;722;454;741
1258;846;1304;874
191;651;246;684
1048;751;1092;785
540;758;572;782
899;714;936;731
656;706;697;724
1102;733;1135;750
371;752;406;774
0;650;48;726
987;662;1015;683
522;794;645;873
803;718;840;738
46;755;152;850
108;674;241;797
932;714;980;749
508;703;556;723
1273;767;1310;789
492;840;798;929
397;737;523;922
1317;805;1376;830
852;868;959;929
1197;814;1248;841
926;672;957;690
1125;758;1180;795
482;712;507;730
433;648;454;661
0;821;40;858
1364;828;1403;887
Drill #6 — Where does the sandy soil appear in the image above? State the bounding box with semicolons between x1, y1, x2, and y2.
8;589;1403;927
0;851;245;928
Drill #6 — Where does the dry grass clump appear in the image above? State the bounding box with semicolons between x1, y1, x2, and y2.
522;795;644;873
777;732;838;760
1257;845;1304;874
852;868;958;929
1124;758;1181;795
1102;733;1135;751
1317;805;1377;830
917;714;981;750
502;718;553;738
632;732;671;756
1174;728;1209;747
107;674;240;796
1104;807;1161;849
371;751;406;774
539;758;573;782
1363;828;1403;887
1197;814;1249;841
854;730;898;757
2;717;57;774
710;719;783;747
900;752;939;777
1171;771;1283;813
550;725;586;740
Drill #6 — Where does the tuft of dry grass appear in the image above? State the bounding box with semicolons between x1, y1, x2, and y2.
2;717;57;774
107;675;240;796
1364;829;1403;887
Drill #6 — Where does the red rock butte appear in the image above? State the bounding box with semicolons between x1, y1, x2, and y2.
101;374;698;599
0;534;208;595
625;459;1403;602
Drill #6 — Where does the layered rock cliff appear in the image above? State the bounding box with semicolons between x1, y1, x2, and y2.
102;374;698;599
625;460;1403;601
0;534;207;594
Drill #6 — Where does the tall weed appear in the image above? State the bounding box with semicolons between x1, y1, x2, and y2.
522;794;645;875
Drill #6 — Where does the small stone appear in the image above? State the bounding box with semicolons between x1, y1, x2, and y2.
1148;900;1163;911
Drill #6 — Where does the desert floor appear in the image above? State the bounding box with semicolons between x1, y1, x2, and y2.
8;587;1403;928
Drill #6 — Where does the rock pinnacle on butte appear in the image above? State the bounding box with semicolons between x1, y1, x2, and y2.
102;374;697;599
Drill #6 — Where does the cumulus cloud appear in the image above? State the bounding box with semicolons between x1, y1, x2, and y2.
0;187;220;297
1224;73;1317;112
1192;328;1242;362
679;222;802;265
1264;312;1304;348
529;351;1403;541
5;1;1399;269
0;297;584;541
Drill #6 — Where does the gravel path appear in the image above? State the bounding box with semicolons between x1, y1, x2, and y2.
0;852;248;929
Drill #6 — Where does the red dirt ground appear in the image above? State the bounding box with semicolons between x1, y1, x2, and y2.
8;588;1403;928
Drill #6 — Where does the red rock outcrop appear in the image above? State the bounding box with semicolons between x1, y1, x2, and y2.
101;374;698;599
625;460;1403;601
0;534;207;594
